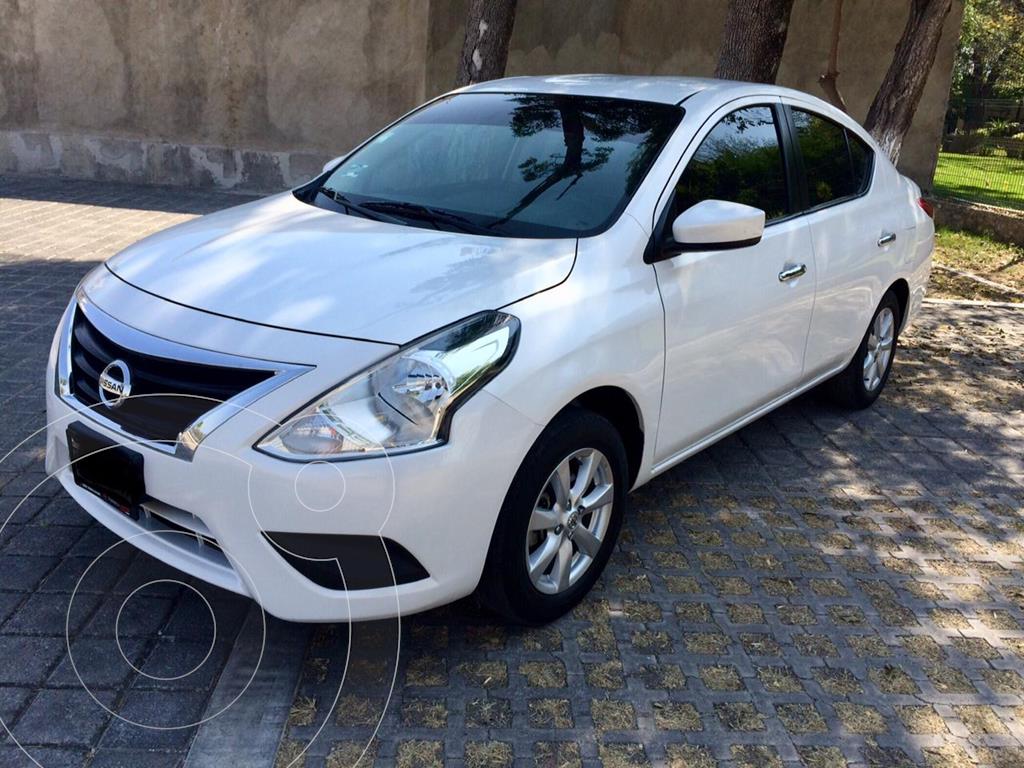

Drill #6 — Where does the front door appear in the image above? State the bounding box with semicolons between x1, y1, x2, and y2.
653;102;816;464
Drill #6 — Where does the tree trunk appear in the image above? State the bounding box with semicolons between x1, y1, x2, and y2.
455;0;518;87
818;0;849;112
864;0;954;163
715;0;796;84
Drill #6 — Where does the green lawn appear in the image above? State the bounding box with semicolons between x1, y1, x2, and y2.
933;151;1024;211
928;228;1024;302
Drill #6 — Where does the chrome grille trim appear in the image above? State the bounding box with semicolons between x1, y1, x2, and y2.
56;289;311;460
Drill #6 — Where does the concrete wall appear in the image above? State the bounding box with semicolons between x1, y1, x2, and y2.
430;0;964;188
0;0;962;191
933;198;1024;247
0;0;433;189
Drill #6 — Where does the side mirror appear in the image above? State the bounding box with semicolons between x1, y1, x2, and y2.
667;200;765;254
321;155;346;174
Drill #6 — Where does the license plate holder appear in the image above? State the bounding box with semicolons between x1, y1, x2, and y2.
67;422;145;519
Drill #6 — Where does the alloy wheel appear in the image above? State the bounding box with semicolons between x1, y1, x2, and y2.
862;306;895;392
525;448;614;595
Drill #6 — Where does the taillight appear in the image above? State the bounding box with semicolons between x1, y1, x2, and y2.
918;198;934;218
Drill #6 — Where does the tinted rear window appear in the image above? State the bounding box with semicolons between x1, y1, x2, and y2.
791;108;874;208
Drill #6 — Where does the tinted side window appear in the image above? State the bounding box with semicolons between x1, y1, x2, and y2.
673;106;789;222
848;131;873;193
792;108;872;207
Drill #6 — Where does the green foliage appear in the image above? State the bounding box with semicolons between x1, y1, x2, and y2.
975;119;1022;136
953;0;1024;100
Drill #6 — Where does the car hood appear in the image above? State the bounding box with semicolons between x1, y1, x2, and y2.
106;192;576;344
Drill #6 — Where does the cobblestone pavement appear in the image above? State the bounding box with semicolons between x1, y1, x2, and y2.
2;175;1024;768
0;176;265;768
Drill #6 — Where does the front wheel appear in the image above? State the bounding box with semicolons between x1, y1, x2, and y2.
823;290;901;409
477;408;628;624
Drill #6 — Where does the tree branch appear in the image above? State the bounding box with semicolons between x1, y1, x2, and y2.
818;0;849;112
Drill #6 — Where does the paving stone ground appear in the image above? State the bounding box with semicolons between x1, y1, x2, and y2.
0;176;265;768
2;174;1024;768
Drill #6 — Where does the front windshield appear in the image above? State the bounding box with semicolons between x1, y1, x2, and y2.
307;92;683;238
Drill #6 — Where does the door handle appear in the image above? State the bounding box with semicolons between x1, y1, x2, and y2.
878;231;897;247
778;264;807;282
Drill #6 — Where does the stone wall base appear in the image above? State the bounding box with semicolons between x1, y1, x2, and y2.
933;197;1024;247
0;130;329;193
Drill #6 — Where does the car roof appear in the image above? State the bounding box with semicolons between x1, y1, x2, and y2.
456;74;804;106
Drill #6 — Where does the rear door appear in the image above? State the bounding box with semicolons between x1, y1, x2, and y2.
652;100;817;464
783;102;901;378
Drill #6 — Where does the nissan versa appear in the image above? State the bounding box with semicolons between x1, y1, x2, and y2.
46;76;934;624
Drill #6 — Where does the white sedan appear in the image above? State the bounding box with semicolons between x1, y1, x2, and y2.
46;75;934;624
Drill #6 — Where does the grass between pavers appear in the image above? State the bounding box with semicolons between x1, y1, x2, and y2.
928;228;1024;303
934;151;1024;211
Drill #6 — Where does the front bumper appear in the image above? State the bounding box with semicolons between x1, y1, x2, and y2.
44;278;541;622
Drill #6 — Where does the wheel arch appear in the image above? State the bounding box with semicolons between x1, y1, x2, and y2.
888;278;910;331
563;386;645;489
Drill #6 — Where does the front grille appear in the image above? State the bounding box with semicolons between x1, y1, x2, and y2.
70;309;274;444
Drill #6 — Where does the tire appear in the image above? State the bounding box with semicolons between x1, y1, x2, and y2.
477;407;628;625
823;289;902;410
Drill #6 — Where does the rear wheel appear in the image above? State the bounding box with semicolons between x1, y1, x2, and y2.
477;408;627;624
823;290;901;409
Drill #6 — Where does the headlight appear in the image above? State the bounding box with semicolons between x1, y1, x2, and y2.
257;312;520;460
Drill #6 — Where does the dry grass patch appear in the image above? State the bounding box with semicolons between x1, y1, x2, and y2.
653;701;702;731
776;702;827;733
519;660;565;688
400;699;448;728
896;705;948;734
287;695;317;727
396;740;444;768
325;740;377;768
584;659;624;689
528;698;573;729
535;742;582;768
954;704;1009;734
274;740;307;768
464;741;513;768
335;694;383;727
598;743;648;767
931;229;1024;299
869;664;920;694
797;746;848;768
458;660;508;688
731;745;782;768
835;702;887;734
665;744;715;768
591;698;636;731
699;664;743;691
757;665;803;693
715;702;765;731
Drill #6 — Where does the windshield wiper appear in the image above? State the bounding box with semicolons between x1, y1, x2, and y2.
361;201;496;236
318;188;405;225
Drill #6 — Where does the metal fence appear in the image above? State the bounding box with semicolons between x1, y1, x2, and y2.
945;97;1024;134
934;136;1024;211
